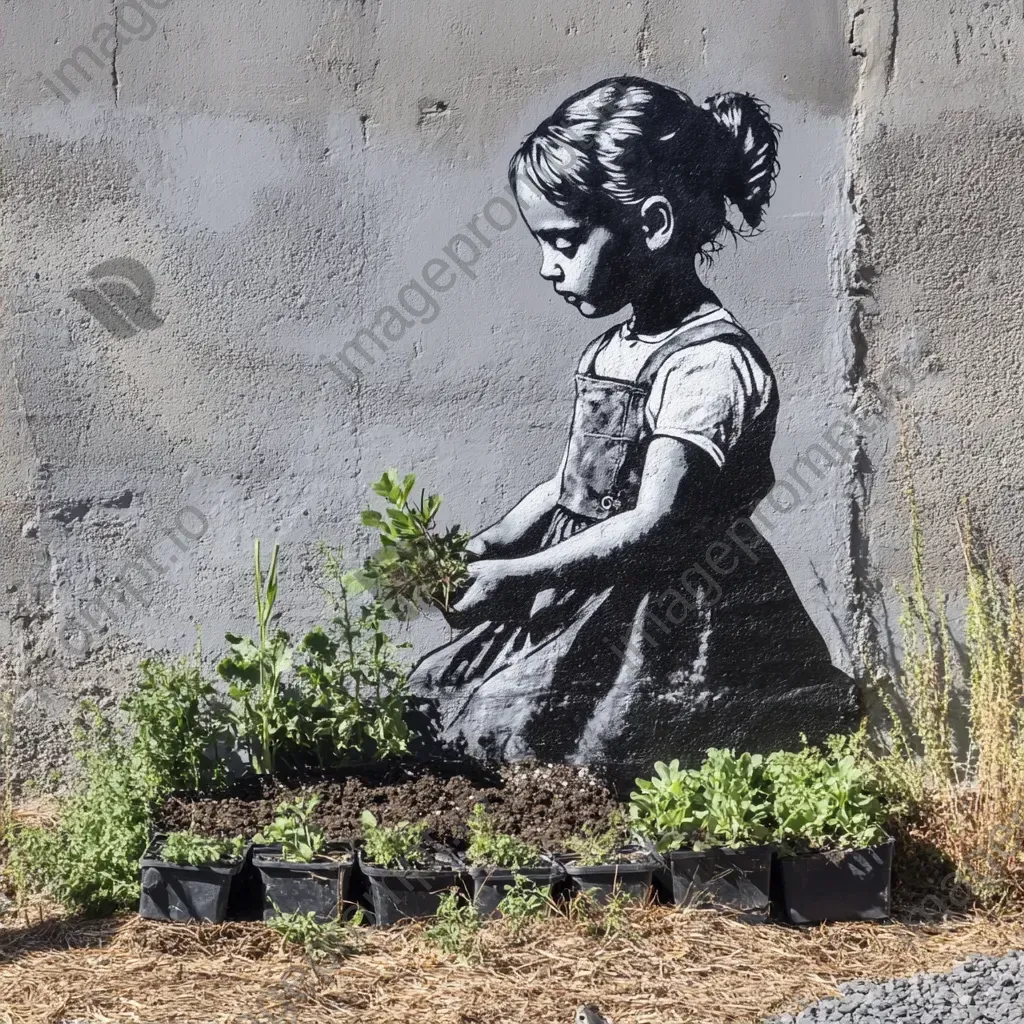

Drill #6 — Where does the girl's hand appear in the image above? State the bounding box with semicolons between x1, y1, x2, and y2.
465;535;489;563
446;559;518;629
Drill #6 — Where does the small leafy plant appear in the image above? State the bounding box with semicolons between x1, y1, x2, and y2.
123;640;230;796
765;735;886;853
630;749;773;852
253;796;325;863
496;873;551;938
465;803;541;869
160;831;245;866
360;810;429;868
265;906;361;960
564;810;631;867
293;545;413;766
217;540;295;776
7;703;153;915
424;889;481;958
353;470;470;617
567;888;638;940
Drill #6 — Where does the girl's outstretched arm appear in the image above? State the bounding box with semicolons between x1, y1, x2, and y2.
454;437;717;613
468;476;561;559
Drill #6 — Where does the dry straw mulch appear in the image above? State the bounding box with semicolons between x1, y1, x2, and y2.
1;907;1022;1024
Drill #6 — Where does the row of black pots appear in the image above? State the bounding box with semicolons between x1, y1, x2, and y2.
139;837;652;926
138;835;894;928
665;836;895;925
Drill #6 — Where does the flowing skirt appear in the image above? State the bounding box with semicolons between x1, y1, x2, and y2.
409;507;858;782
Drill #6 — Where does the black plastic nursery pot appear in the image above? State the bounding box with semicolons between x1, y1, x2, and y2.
359;853;470;926
774;836;894;925
563;853;656;905
667;844;774;920
470;865;561;918
139;836;249;924
252;843;353;923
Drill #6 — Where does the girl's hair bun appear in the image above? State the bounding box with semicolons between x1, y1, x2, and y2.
702;93;781;230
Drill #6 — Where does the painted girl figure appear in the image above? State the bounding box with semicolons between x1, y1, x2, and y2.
411;77;857;780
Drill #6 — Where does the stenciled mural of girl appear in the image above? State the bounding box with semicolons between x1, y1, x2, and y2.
410;77;857;780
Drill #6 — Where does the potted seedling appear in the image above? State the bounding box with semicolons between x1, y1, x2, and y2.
358;810;469;926
139;831;248;924
560;811;655;905
252;795;352;923
630;749;775;920
464;803;558;918
765;736;892;924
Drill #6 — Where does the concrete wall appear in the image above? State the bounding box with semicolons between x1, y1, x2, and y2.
0;0;1016;780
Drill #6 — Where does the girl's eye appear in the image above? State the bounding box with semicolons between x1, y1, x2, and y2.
554;236;579;254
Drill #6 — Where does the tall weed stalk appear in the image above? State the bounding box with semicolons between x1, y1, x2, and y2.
878;470;1024;906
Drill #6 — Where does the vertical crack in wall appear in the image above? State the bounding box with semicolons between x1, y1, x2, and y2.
845;0;898;677
111;1;121;105
635;6;652;68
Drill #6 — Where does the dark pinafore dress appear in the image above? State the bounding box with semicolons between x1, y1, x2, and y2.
410;316;858;782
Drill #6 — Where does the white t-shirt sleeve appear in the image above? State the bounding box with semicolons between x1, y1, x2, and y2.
645;341;774;468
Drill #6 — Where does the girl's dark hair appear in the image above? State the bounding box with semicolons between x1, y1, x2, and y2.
509;77;781;257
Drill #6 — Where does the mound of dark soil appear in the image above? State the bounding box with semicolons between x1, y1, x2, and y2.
156;759;621;852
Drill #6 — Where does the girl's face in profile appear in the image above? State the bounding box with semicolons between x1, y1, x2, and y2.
515;172;634;318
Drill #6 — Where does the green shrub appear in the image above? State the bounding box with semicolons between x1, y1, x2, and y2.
765;735;886;853
352;470;470;618
630;749;772;852
265;906;361;960
123;641;230;795
465;804;540;869
7;704;152;915
359;810;429;868
159;831;245;866
217;540;295;776
496;873;551;938
218;541;414;774
254;796;325;862
293;545;413;766
564;811;630;867
424;889;480;957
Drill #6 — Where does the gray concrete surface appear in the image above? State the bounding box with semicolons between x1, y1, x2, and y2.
0;0;1015;781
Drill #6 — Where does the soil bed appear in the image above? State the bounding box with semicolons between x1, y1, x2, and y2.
157;759;620;851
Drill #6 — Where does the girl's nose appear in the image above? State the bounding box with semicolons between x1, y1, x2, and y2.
540;249;564;281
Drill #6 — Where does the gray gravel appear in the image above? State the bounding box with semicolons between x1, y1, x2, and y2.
767;950;1024;1023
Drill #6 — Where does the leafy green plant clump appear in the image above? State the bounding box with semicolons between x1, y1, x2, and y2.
7;705;153;915
765;734;886;854
465;803;541;869
254;796;325;863
360;810;430;868
353;470;470;618
218;540;414;776
265;906;362;960
124;640;231;795
496;873;552;938
424;889;481;958
630;749;772;853
159;831;245;867
564;811;631;867
217;540;294;776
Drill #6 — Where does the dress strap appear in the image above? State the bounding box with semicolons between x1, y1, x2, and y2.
578;326;622;375
635;318;749;389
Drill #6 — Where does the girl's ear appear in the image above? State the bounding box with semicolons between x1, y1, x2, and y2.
639;195;675;251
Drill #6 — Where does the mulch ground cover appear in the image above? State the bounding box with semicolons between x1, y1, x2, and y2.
1;906;1022;1024
157;759;621;850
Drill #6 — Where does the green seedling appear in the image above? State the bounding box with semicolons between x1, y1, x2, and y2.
254;796;325;863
